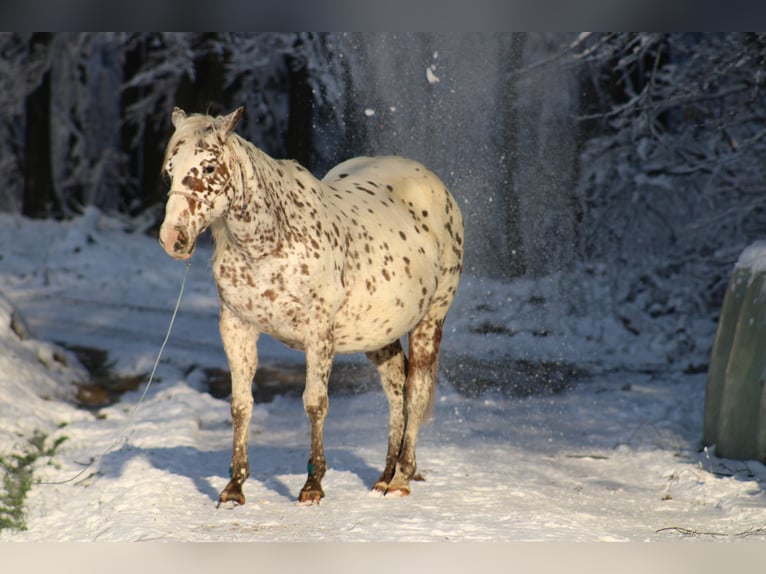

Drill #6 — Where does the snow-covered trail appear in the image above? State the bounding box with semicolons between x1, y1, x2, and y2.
1;210;765;542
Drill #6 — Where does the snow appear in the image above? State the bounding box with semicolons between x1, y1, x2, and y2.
736;240;766;275
1;208;765;544
426;65;440;84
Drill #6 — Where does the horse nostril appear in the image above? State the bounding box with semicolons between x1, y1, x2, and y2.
174;228;188;252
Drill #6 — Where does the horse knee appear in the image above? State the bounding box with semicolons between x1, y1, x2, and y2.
303;390;328;416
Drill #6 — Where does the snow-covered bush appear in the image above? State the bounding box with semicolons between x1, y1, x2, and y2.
571;33;766;320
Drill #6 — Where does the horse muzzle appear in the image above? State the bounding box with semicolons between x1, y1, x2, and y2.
159;224;196;260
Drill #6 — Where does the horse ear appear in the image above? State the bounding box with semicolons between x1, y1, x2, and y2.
215;106;244;138
172;107;187;128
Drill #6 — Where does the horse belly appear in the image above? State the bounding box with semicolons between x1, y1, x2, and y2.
333;253;439;353
333;293;428;353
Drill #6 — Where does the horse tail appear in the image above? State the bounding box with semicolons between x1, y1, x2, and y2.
423;357;438;423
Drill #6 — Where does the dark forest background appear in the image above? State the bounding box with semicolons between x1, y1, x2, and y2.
3;32;766;328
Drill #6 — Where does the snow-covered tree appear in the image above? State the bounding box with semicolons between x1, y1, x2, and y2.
0;33;350;217
571;33;766;324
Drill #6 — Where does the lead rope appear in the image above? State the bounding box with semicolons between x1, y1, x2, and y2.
40;258;192;486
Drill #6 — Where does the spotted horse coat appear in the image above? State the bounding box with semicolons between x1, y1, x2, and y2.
159;106;464;505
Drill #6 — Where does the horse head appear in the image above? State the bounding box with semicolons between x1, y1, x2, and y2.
159;106;243;260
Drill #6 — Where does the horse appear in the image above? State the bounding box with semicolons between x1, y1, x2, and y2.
158;106;464;505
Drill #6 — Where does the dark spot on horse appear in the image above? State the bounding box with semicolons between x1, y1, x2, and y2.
295;178;305;189
338;173;348;178
422;210;429;217
382;269;391;281
399;231;407;241
182;175;205;193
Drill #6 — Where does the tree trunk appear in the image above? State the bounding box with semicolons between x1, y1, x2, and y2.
120;36;167;214
23;33;59;218
501;32;528;277
285;35;314;168
174;33;227;116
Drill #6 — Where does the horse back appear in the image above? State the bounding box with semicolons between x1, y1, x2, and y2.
323;155;463;263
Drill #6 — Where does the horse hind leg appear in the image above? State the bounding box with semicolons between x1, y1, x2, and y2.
386;317;444;496
366;340;408;492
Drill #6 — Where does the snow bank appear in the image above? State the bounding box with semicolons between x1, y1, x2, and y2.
0;210;764;543
736;240;766;276
0;290;86;454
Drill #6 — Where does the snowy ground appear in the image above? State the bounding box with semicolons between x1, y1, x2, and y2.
1;208;765;543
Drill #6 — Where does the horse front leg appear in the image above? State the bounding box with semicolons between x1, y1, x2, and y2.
299;323;335;503
218;306;259;505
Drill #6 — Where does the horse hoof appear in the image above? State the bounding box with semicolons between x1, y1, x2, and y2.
385;485;411;497
298;487;324;504
219;482;246;506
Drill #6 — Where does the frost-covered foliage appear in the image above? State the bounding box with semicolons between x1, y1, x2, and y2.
571;33;766;321
52;34;125;211
0;32;348;215
0;34;128;213
120;33;197;143
4;31;765;335
221;32;348;171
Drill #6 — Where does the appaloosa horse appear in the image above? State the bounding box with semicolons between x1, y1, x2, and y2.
159;106;463;505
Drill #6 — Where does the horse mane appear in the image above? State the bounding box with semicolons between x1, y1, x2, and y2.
211;219;231;265
162;113;217;167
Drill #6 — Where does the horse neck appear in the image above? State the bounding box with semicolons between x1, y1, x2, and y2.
215;136;292;258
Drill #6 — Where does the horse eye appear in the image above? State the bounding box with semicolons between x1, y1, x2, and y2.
203;165;216;175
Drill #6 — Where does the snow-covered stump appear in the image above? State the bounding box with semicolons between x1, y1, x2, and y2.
703;243;766;462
